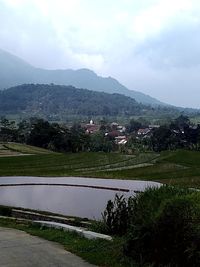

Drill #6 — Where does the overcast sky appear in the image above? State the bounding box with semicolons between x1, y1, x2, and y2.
0;0;200;108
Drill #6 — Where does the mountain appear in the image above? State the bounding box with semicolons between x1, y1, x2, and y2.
0;49;163;105
0;84;182;121
0;84;152;118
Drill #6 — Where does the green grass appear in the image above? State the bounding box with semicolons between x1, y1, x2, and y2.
0;218;134;267
3;143;52;154
0;152;136;176
92;150;200;188
1;143;200;188
0;144;155;177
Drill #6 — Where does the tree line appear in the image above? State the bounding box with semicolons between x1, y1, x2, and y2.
0;117;116;153
126;115;200;152
1;115;200;153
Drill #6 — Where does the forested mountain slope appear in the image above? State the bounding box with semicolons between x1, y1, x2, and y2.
0;84;169;118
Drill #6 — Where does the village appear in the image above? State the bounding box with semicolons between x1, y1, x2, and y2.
82;119;160;146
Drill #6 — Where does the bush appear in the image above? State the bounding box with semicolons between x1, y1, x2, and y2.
154;196;200;266
102;186;200;266
125;194;200;266
102;194;131;236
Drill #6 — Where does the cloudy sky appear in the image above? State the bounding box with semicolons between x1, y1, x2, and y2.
0;0;200;108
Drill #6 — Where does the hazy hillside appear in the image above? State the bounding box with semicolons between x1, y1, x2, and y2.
0;49;164;106
0;84;172;119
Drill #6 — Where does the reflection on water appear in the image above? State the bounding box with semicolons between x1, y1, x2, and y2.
0;186;126;219
0;177;160;219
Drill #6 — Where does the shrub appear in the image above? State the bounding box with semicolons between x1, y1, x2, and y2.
154;196;200;266
125;194;200;266
102;186;200;266
102;194;131;235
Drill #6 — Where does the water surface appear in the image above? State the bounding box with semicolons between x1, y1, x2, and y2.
0;177;160;219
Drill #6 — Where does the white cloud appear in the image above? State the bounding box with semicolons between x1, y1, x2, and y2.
131;0;192;40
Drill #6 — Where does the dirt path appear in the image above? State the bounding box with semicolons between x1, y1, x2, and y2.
0;227;95;267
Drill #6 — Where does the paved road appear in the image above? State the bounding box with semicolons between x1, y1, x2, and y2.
0;227;95;267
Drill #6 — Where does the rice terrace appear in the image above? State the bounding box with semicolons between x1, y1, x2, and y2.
0;142;199;188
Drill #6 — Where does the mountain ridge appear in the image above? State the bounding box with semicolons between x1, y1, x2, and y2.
0;84;154;118
0;48;164;106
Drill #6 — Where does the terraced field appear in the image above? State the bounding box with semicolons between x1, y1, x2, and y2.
93;150;200;188
0;143;51;156
0;148;157;177
0;143;159;177
0;143;200;188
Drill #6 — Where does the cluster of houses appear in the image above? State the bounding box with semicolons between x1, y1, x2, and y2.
82;120;160;146
137;125;160;138
83;120;127;145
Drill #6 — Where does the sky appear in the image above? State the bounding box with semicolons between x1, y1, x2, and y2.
0;0;200;108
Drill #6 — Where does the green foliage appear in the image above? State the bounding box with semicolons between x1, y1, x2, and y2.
151;125;174;151
125;192;200;267
102;194;130;236
102;186;200;267
152;196;200;266
149;116;200;151
27;119;58;148
0;117;118;153
0;117;17;142
89;132;116;152
125;115;200;152
70;123;90;152
0;118;91;153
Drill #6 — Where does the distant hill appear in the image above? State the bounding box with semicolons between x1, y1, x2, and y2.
0;84;179;119
0;49;164;106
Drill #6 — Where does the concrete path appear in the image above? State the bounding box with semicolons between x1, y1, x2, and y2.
0;227;95;267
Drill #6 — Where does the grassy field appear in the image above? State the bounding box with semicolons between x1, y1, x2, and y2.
0;142;51;156
4;143;52;154
0;143;200;188
95;150;200;188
